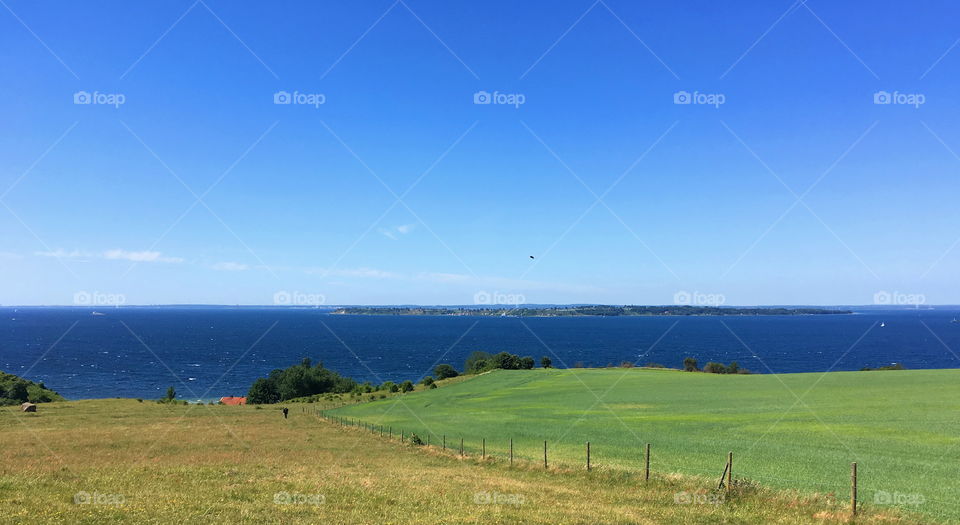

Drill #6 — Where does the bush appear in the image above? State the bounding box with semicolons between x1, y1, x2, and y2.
388;383;400;393
421;376;435;386
400;380;414;393
520;356;535;369
433;364;459;379
428;383;437;389
246;358;358;404
410;433;425;446
540;356;552;368
644;362;665;368
464;351;493;374
703;362;727;374
619;361;635;368
683;357;699;372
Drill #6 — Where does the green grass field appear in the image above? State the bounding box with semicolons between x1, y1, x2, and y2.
1;398;922;524
331;367;960;522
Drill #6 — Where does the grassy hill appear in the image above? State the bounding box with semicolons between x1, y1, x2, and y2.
0;370;64;405
1;398;924;523
331;367;960;522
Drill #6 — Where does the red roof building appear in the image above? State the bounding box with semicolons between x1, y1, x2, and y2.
219;396;247;406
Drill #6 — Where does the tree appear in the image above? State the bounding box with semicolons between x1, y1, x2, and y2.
421;376;435;386
683;357;699;372
389;383;400;393
165;386;176;402
7;381;28;403
703;362;726;374
400;380;414;392
247;378;280;404
726;361;739;374
464;351;493;374
541;356;552;368
520;356;535;369
491;352;521;370
433;364;459;380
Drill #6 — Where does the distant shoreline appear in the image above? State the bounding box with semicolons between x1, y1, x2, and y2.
330;305;853;317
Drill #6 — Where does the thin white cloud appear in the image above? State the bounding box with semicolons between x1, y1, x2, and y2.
212;261;249;271
103;249;183;263
378;223;416;240
35;249;92;259
36;249;183;263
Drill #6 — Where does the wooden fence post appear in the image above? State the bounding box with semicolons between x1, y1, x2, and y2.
510;438;513;466
401;430;404;443
727;452;733;491
482;438;486;459
460;437;464;456
586;442;591;471
543;441;548;469
851;462;858;516
443;435;446;450
645;443;650;481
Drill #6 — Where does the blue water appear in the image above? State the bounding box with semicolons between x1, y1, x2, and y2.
2;307;959;400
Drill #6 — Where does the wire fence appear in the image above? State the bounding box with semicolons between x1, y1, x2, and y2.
303;407;958;521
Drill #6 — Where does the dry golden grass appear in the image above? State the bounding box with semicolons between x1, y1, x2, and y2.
0;399;929;524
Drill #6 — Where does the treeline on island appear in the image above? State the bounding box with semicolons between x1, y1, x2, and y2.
330;305;852;317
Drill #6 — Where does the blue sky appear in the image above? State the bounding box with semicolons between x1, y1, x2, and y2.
2;0;960;306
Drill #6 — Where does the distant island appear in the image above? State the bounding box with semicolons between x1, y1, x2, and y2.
330;305;852;317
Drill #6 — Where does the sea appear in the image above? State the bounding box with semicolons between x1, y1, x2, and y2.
2;306;958;401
